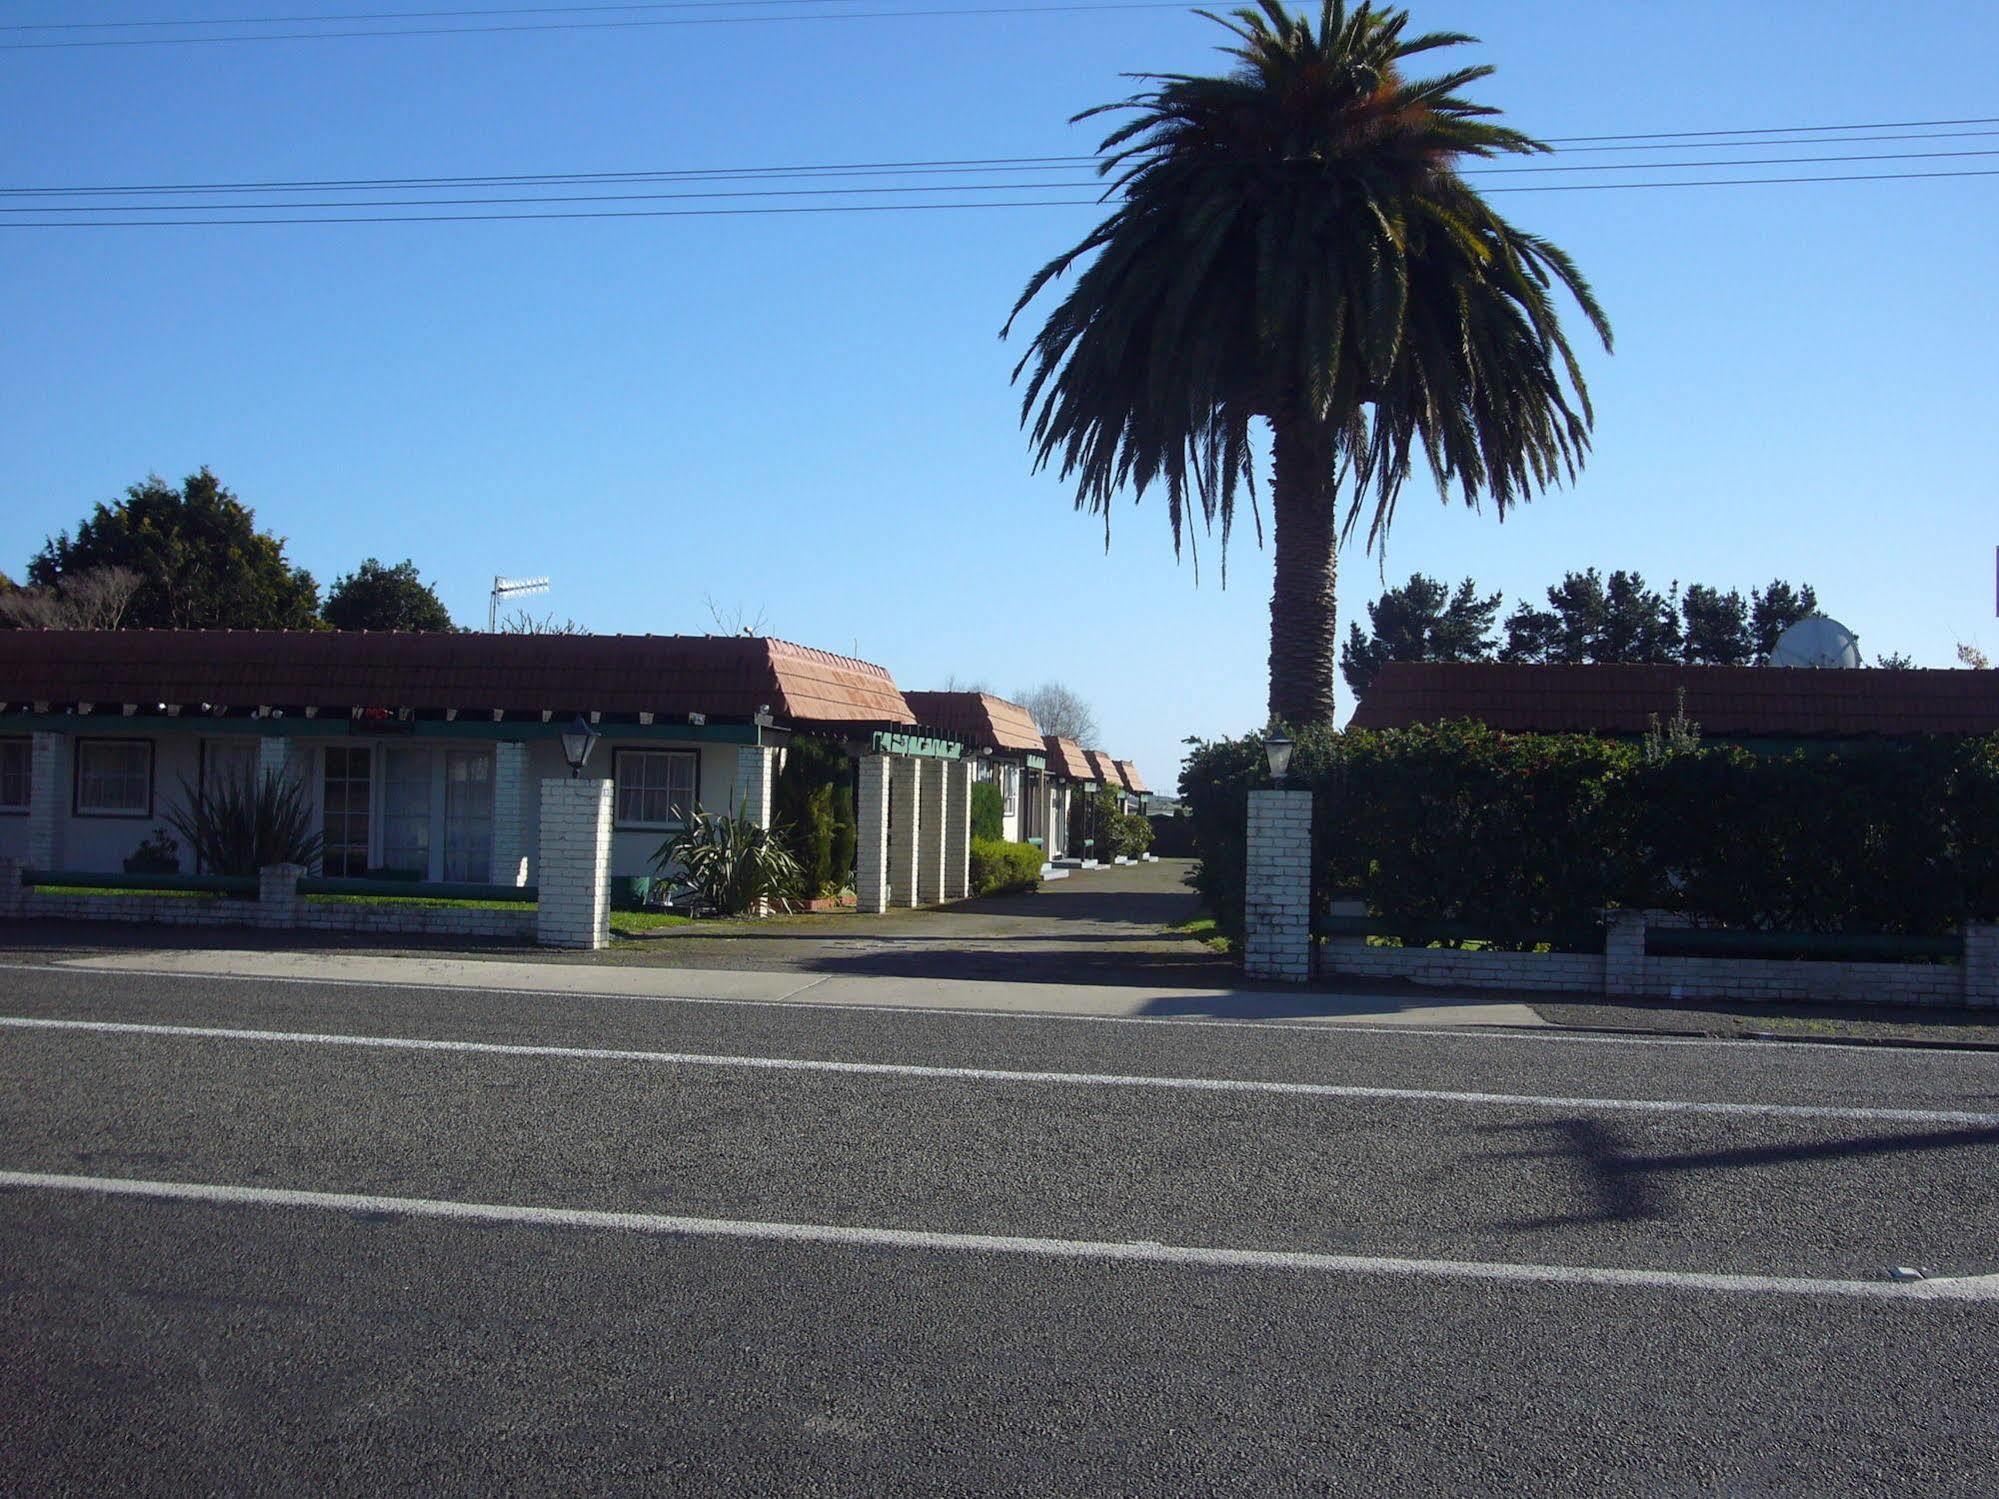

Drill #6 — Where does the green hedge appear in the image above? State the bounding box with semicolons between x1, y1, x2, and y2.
970;781;1005;842
1181;722;1999;946
970;837;1043;897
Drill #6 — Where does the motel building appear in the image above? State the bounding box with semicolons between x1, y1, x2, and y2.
0;630;976;915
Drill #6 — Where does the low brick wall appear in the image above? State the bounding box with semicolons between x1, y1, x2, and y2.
1319;941;1605;995
8;889;534;943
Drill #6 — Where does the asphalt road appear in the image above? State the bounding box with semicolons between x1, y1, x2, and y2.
4;958;1998;1494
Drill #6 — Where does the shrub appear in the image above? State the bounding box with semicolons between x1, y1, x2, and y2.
123;828;182;875
1180;724;1999;945
1070;786;1124;858
164;766;324;878
970;780;1005;841
775;736;857;897
653;805;804;916
969;837;1042;897
1108;810;1154;859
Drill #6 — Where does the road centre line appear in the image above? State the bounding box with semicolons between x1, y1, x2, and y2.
1;1169;1985;1303
0;959;1901;1052
7;1014;1996;1126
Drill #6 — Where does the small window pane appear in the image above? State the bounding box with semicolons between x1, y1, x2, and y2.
76;741;151;815
0;741;28;810
615;750;695;828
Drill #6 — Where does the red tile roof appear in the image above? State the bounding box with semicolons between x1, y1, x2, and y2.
1349;662;1999;737
1082;748;1121;783
1114;760;1149;795
0;631;915;727
1043;735;1093;780
902;691;1045;753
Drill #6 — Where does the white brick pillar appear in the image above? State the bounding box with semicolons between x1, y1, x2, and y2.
257;863;305;928
888;757;923;908
855;753;890;915
1965;923;1999;1009
943;759;973;900
256;734;299;785
1604;909;1647;998
735;744;777;827
536;777;613;949
489;741;531;886
916;758;948;904
26;731;66;872
1243;788;1312;982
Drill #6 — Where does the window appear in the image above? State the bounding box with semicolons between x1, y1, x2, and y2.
1001;764;1019;817
0;739;27;812
615;749;696;829
381;747;433;877
443;749;493;881
322;746;373;877
74;740;152;817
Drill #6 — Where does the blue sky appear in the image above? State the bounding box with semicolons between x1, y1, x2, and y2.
3;1;1996;792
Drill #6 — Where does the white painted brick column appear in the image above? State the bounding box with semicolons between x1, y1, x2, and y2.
1604;910;1647;998
257;863;305;928
916;758;948;904
256;734;301;785
888;757;923;908
489;741;532;886
735;745;777;827
1243;788;1312;982
26;731;66;872
536;777;613;949
1965;923;1999;1009
855;754;890;915
943;759;973;900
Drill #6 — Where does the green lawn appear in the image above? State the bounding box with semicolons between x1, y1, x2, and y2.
1168;916;1234;955
304;893;535;912
36;885;218;900
610;910;695;937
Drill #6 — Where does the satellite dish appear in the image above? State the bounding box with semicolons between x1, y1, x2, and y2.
1769;615;1862;669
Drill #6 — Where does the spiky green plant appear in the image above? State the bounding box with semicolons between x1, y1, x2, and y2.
652;804;804;916
1006;0;1611;725
164;766;324;877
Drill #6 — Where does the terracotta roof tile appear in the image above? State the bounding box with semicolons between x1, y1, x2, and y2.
0;630;915;727
1114;759;1148;795
902;691;1045;753
1043;735;1093;780
1348;662;1999;737
1082;748;1121;783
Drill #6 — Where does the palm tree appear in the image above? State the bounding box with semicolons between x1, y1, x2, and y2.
1006;0;1611;726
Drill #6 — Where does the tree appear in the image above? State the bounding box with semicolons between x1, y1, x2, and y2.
1340;573;1499;696
1005;0;1609;726
30;469;319;630
0;565;143;629
322;558;456;632
1749;580;1819;662
1501;569;1678;665
1015;681;1099;743
496;609;588;635
1875;652;1915;669
1679;584;1752;665
1960;643;1991;670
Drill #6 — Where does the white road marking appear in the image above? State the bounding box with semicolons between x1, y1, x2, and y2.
0;958;1932;1052
0;1169;1983;1303
6;1014;1997;1125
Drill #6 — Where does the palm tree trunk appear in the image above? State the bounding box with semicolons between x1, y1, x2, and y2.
1267;413;1339;726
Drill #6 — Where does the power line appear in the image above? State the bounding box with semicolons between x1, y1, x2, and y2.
0;1;868;29
12;149;1999;213
8;120;1999;199
2;168;1993;227
0;1;1195;49
1539;115;1999;143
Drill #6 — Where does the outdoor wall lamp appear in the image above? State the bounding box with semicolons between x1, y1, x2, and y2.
561;714;601;778
1265;728;1294;785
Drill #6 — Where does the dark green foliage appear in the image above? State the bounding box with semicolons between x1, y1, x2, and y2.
1342;574;1501;697
1005;1;1609;724
1070;786;1125;857
163;767;325;878
123;829;182;875
652;805;804;916
1680;584;1753;665
969;838;1044;897
774;736;857;898
1105;810;1155;859
1750;580;1820;661
1501;569;1681;664
970;781;1005;842
1180;724;1999;945
31;469;320;630
322;557;456;632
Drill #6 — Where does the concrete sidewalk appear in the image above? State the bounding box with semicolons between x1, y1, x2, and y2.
57;949;1547;1029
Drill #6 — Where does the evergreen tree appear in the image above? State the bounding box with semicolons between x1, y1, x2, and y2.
1341;574;1501;696
323;558;456;632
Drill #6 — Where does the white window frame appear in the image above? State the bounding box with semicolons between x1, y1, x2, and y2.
614;748;698;831
74;738;153;818
0;737;28;814
1001;764;1019;817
